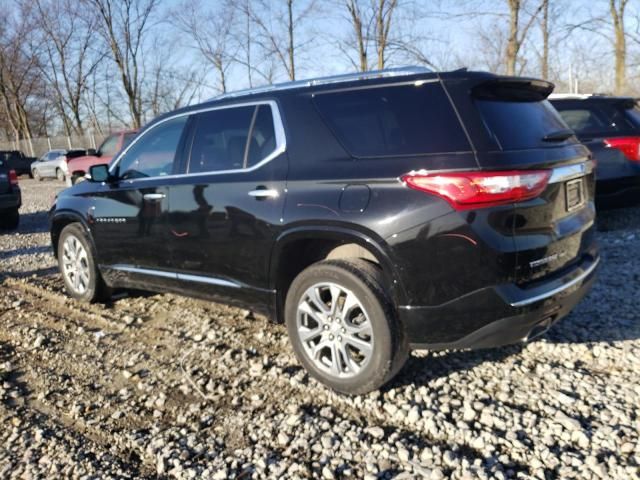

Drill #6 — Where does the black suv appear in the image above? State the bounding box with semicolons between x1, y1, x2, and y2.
550;94;640;207
49;67;599;393
0;158;21;230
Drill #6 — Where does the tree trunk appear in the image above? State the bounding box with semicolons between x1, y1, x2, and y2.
541;0;549;79
506;0;520;75
287;0;295;80
610;0;627;95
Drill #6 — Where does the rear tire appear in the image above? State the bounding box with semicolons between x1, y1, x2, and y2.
56;168;65;182
57;223;111;303
0;208;19;230
285;259;408;394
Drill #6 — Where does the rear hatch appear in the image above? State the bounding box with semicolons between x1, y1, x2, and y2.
0;158;11;194
446;76;596;283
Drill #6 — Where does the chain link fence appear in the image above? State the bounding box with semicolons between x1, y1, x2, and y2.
0;133;109;158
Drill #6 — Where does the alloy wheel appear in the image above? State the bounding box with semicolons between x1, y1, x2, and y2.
61;234;90;295
296;282;374;378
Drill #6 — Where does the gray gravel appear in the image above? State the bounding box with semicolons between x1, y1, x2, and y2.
0;178;639;479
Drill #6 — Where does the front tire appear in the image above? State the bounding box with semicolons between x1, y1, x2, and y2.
0;208;19;230
56;168;65;182
285;259;408;394
57;223;110;302
71;174;86;185
33;169;42;181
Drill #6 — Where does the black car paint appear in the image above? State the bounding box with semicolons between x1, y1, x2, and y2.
550;97;640;206
50;70;598;349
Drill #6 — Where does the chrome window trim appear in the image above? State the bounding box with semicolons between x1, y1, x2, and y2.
548;159;593;184
108;100;286;181
509;256;600;307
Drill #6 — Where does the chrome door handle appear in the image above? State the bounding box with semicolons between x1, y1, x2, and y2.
248;189;279;199
143;193;166;201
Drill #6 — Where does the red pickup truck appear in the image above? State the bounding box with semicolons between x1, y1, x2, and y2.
67;130;137;184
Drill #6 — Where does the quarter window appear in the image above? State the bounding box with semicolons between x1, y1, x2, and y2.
188;104;279;173
313;83;471;157
116;117;187;180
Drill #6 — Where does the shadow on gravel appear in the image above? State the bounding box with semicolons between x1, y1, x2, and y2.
0;267;58;284
388;344;524;391
596;204;640;232
543;310;639;345
0;211;51;235
0;245;50;260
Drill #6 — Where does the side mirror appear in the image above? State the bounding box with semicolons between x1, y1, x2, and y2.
87;164;110;183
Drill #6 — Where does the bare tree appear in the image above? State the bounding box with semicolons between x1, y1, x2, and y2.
173;0;235;93
0;7;47;154
505;0;546;75
249;0;318;81
540;0;549;78
83;0;160;128
28;0;106;135
609;0;629;94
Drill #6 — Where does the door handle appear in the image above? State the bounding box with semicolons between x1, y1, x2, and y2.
248;188;279;199
143;193;166;201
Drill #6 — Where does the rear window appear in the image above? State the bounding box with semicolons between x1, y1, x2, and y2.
553;101;639;136
313;82;470;157
625;104;640;127
475;99;573;150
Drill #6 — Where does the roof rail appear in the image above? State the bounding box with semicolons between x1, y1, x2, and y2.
212;66;433;101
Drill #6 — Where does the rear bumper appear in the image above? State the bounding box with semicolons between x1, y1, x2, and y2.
0;191;21;210
402;254;599;350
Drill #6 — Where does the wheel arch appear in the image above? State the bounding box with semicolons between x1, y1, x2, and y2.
50;211;95;259
269;225;407;323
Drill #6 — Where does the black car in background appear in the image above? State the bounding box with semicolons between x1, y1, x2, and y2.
550;94;640;207
0;157;21;230
49;67;598;393
0;150;36;177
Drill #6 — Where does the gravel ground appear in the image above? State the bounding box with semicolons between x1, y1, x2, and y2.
0;178;639;480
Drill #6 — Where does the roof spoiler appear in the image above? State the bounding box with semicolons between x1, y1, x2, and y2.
472;77;554;102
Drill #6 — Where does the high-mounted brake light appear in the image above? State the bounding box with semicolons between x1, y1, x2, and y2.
8;169;18;186
402;170;551;210
604;136;640;162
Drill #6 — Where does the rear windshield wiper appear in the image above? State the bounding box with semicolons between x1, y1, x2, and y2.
542;129;575;142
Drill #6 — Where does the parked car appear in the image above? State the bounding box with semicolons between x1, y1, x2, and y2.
49;67;599;394
31;149;69;181
67;130;138;184
0;157;20;230
0;150;36;177
550;94;640;207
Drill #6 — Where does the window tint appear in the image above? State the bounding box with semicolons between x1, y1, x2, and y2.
313;83;470;157
627;105;640;127
476;99;573;149
188;106;254;173
99;134;120;156
246;105;277;168
555;108;609;134
116;117;187;180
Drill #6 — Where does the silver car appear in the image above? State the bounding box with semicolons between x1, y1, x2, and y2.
31;149;68;181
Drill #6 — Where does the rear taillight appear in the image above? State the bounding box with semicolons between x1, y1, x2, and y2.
402;170;551;210
8;169;18;186
604;136;640;162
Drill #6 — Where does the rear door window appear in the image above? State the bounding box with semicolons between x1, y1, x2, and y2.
475;99;573;150
187;104;279;173
313;82;471;157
